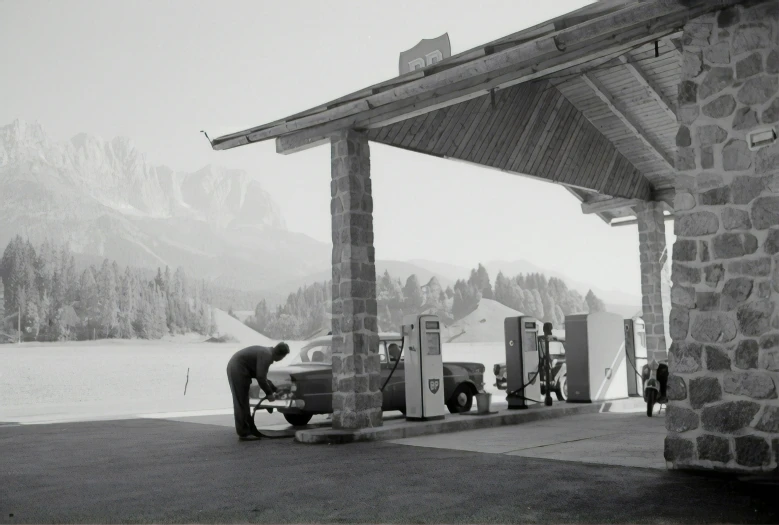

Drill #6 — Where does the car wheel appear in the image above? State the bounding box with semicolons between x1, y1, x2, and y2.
283;413;313;427
555;375;568;401
447;385;474;413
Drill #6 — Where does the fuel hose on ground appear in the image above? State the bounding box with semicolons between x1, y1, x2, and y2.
505;339;546;404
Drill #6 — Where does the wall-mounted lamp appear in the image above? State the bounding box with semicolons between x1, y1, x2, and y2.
747;126;777;151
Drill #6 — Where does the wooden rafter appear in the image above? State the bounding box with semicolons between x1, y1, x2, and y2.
581;197;643;214
610;214;675;227
564;186;611;224
580;71;675;171
652;187;675;207
663;35;683;60
616;54;676;121
278;27;685;156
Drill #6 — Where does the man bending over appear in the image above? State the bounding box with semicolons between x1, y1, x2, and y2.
226;342;290;440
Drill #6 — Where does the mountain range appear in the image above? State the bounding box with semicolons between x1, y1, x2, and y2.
0;119;329;288
0;119;641;315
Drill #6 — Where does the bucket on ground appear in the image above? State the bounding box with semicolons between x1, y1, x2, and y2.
476;392;492;414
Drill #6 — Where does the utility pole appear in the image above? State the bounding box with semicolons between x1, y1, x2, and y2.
18;308;21;344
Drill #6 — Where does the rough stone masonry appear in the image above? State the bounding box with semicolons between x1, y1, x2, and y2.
636;200;670;360
669;1;779;473
330;129;383;430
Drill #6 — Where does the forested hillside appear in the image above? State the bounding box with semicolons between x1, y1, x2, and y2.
245;263;607;340
0;236;217;342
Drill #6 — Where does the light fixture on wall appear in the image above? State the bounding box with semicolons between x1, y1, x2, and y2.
747;126;777;151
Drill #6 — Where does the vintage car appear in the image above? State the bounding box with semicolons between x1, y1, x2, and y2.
493;339;568;401
250;333;487;426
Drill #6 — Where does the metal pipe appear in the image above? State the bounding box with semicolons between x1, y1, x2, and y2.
611;215;675;227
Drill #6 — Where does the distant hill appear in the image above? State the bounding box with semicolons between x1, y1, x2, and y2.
443;299;523;343
443;299;568;344
212;308;272;345
260;260;455;306
407;258;642;315
406;259;472;282
483;259;641;309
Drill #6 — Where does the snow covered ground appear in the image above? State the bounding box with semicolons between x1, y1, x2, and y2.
1;322;505;425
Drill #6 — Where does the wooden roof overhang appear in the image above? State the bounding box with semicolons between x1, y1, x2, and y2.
209;0;746;224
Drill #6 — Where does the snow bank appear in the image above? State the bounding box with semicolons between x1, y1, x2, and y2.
212;308;273;346
444;299;523;343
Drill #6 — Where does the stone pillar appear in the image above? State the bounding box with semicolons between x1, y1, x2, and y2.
330;129;382;431
636;201;669;360
667;2;779;472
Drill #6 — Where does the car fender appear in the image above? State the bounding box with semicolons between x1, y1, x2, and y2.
442;364;471;396
290;369;333;414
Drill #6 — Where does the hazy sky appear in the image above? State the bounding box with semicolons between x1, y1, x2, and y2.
1;0;675;300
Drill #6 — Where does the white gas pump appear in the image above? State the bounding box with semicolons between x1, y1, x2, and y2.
402;314;446;421
504;316;541;409
624;317;648;397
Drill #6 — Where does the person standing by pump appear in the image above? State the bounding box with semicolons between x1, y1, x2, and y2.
226;342;290;441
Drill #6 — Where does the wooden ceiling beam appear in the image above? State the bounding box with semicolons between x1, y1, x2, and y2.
580;71;675;171
652;186;675;207
581;197;643;214
616;54;677;121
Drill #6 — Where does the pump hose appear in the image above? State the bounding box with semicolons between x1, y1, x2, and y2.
380;336;405;392
625;346;642;376
505;338;548;402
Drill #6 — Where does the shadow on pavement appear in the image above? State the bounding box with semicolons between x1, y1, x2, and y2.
0;417;777;524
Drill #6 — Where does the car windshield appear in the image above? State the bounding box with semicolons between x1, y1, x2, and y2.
550;341;566;357
291;341;333;364
290;336;403;365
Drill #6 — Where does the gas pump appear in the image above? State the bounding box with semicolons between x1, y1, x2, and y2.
624;317;647;397
504;316;541;409
564;312;628;403
402;314;446;421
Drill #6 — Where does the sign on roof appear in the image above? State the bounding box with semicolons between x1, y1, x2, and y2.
399;33;451;76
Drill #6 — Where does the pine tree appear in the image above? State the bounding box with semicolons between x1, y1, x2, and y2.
79;268;99;337
210;307;218;336
0;280;5;324
585;290;607;313
97;260;118;338
475;263;493;299
403;275;424;314
117;268;136;338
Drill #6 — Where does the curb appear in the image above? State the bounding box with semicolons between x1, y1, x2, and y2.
295;402;605;444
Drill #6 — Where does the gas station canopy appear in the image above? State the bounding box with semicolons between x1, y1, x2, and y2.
208;0;737;224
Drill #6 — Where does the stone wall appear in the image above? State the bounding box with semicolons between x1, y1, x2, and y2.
636;201;669;359
330;130;383;430
668;1;779;472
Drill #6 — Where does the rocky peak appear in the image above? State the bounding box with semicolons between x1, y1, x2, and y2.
0;119;51;167
0;119;286;230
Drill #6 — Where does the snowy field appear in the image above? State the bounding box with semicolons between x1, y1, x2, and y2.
0;330;505;425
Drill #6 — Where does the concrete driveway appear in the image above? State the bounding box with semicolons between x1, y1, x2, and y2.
1;411;778;524
388;410;669;470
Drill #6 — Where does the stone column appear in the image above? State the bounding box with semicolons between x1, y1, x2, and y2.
330;129;383;431
636;201;669;360
667;2;779;472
